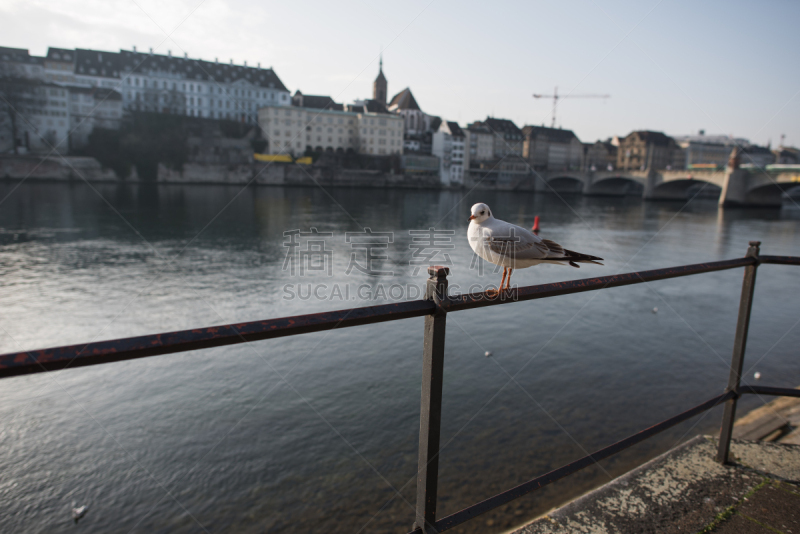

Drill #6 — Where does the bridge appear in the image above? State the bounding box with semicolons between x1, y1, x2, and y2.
541;167;800;206
472;167;800;207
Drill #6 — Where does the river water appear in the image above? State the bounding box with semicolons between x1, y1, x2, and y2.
1;182;799;534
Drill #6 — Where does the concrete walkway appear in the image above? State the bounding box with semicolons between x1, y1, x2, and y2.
506;390;800;534
509;436;800;534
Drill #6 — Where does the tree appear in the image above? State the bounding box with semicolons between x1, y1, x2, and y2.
120;112;187;180
79;127;131;179
0;71;42;154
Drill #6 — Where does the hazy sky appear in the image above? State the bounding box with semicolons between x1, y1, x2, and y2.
2;0;798;146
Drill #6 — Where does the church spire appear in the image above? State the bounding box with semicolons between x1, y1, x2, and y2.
373;54;387;106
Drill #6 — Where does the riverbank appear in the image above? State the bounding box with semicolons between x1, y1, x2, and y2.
508;436;800;534
0;155;449;189
509;391;800;534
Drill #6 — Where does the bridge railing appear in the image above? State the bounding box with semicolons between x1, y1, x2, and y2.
1;241;799;533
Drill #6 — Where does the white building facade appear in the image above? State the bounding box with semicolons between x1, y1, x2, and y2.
465;123;494;166
258;103;404;156
431;121;466;186
10;83;72;154
32;47;293;122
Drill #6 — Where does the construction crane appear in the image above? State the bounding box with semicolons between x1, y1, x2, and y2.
532;87;610;128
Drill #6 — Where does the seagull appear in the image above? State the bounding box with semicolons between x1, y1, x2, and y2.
468;203;603;294
72;504;88;523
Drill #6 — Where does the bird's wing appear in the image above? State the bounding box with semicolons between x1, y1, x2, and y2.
539;238;567;258
484;222;550;259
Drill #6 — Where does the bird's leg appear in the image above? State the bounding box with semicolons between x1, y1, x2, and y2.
487;267;506;297
504;269;513;292
498;267;508;292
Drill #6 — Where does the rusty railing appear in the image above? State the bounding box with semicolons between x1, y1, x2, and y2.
1;241;799;533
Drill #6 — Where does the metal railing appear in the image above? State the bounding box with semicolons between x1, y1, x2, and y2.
1;241;799;533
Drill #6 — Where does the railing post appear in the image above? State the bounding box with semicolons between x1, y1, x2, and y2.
716;241;760;464
414;266;449;533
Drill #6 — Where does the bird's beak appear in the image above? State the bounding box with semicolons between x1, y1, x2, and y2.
468;215;476;221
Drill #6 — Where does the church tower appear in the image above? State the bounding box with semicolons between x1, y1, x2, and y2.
373;55;387;106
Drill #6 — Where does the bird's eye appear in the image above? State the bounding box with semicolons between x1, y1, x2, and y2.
480;211;485;215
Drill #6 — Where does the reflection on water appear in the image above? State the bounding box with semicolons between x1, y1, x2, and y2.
1;183;799;533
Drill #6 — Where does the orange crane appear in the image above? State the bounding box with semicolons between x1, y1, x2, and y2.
532;86;610;128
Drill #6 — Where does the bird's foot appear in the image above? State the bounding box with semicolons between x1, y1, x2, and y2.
485;288;500;298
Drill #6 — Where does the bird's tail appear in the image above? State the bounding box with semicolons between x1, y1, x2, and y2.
563;249;604;268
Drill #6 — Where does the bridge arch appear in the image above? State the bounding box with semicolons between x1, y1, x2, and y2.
650;179;721;201
742;182;800;207
586;176;644;196
545;175;584;194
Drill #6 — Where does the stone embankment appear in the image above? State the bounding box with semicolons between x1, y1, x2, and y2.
158;162;443;188
0;155;120;182
0;155;446;189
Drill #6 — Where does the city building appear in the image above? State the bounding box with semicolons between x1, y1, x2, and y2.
0;47;44;79
74;48;122;90
348;100;404;155
774;146;800;165
0;80;71;154
431;121;466;186
258;100;403;156
401;154;440;175
69;86;123;148
467;154;531;187
464;122;494;165
373;56;387;106
674;132;750;168
388;87;437;154
472;117;524;158
2;44;293;154
616;130;683;170
583;139;618;171
117;49;290;122
739;145;775;167
462;119;529;186
292;90;343;111
44;48;77;85
522;125;583;170
12;46;293;122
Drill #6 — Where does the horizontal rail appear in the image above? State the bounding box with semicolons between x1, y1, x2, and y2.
410;390;734;534
0;255;795;380
0;300;436;378
758;255;800;266
739;385;800;398
0;256;759;379
444;257;756;312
